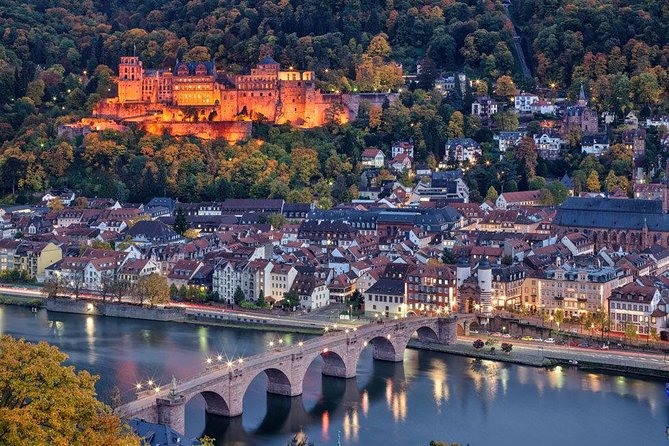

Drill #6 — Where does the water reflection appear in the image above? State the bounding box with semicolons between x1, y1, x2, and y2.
0;304;667;446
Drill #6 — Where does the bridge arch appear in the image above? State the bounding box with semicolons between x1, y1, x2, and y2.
319;349;351;378
367;334;403;362
246;366;296;398
197;390;230;417
415;326;439;343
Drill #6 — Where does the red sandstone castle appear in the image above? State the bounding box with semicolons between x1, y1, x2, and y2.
86;56;393;141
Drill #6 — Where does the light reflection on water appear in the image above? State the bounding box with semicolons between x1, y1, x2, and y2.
0;304;667;446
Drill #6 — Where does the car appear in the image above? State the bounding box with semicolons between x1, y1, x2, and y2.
470;330;479;334
502;333;512;338
600;344;609;350
533;337;543;342
521;336;534;341
544;338;556;344
492;332;502;337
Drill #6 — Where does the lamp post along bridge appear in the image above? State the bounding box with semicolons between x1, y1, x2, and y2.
115;316;462;433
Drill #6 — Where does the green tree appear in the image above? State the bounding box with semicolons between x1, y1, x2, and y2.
173;208;188;235
441;249;457;264
258;289;266;308
493;111;520;132
624;323;638;343
233;286;245;305
284;291;300;308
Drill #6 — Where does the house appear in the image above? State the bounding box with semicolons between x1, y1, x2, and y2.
581;134;610;156
364;277;406;317
624;111;639;129
128;419;201;446
84;257;119;290
471;96;498;119
415;163;432;177
389;153;412;172
0;239;21;271
609;283;667;338
167;259;203;287
117;258;160;284
534;133;564;160
530;100;557;115
622;128;646;158
14;241;62;282
268;263;298;301
391;141;414;159
513;93;539;113
561;233;594;256
290;273;329;310
125;220;182;245
406;264;456;314
444;138;481;164
495;190;543;209
361;148;385;168
495;131;525;153
415;170;470;202
42;190;76;206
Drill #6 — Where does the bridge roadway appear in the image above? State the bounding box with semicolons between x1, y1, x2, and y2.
116;316;460;433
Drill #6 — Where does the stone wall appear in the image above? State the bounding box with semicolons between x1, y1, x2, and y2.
46;298;185;322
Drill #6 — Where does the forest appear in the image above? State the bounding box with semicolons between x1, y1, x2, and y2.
0;0;668;204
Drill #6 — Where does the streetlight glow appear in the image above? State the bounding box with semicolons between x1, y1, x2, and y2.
147;380;154;387
238;358;244;364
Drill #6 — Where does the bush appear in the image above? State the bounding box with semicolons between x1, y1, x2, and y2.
473;339;484;350
501;343;513;354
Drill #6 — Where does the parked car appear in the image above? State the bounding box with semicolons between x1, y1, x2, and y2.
533;337;543;342
544;338;556;344
502;333;512;338
600;344;609;350
470;330;479;334
521;336;534;341
492;332;502;337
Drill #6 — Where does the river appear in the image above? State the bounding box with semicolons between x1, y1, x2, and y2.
0;304;667;446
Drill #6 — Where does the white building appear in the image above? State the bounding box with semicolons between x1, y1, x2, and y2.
513;93;539;113
534;133;564;160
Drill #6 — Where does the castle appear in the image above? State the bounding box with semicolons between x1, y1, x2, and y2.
86;56;396;142
562;85;598;135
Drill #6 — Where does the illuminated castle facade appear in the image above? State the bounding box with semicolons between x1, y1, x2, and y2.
91;56;381;141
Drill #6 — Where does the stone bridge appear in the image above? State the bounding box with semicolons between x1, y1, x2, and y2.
116;316;459;433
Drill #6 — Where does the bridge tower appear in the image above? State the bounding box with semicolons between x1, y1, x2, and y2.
478;259;492;315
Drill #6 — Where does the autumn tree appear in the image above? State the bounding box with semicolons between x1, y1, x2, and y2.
134;274;169;307
586;170;601;192
513;137;538;179
495;75;516;98
0;336;140;445
447;111;464;138
485;186;498;202
493;111;519;132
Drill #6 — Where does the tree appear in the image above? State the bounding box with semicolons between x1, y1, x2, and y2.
493;111;519;132
0;335;140;445
586;170;601;192
514;137;538;179
624;323;638;344
495;75;516;98
47;198;64;212
485;186;498;202
173;208;188;235
554;309;565;329
447;111;464;138
473;339;484;350
233;286;245;305
135;274;169;307
257;289;266;308
501;343;513;354
200;437;215;446
42;277;64;299
441;249;457;264
284;291;300;309
65;270;86;300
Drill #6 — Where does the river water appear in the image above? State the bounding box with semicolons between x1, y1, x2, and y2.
1;304;667;446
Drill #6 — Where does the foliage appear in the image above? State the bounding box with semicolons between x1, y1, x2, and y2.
501;342;513;354
134;273;169;307
441;248;458;265
472;339;484;350
0;335;140;445
0;269;35;284
283;291;300;309
173;208;188;235
233;286;246;305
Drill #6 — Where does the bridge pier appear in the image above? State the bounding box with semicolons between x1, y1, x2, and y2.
156;396;186;435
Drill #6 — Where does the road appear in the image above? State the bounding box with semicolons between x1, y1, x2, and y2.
461;335;669;372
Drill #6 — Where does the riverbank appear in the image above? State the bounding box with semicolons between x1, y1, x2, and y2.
0;294;44;308
408;339;669;380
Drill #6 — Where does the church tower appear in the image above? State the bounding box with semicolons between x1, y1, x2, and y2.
118;56;143;103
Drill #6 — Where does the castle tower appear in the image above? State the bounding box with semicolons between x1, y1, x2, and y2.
477;258;492;315
118;56;143;103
